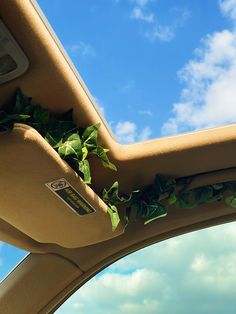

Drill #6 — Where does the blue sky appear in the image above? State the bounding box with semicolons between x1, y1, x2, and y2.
0;244;26;282
36;0;236;143
2;0;236;312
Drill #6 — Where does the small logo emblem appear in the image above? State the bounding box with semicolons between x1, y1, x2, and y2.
50;179;68;190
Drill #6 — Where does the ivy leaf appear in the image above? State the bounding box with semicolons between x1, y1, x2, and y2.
144;202;167;225
58;133;83;160
209;193;223;202
44;131;63;148
145;185;159;203
14;88;33;114
46;109;76;143
78;159;91;184
107;205;120;231
0;111;14;131
195;186;214;204
82;123;100;151
154;175;176;195
13;114;31;121
124;207;132;228
93;145;117;171
82;146;88;160
32;105;50;124
225;195;236;208
0;111;30;132
48;119;76;141
165;178;176;190
102;181;136;206
176;191;196;209
212;183;224;190
27;105;50;135
122;189;140;204
154;175;165;195
102;181;121;205
168;191;177;205
135;202;146;220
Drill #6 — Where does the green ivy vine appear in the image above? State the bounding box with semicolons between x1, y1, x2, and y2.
1;89;236;232
104;176;236;229
0;89;116;183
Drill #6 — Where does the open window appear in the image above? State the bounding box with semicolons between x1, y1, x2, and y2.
56;221;236;313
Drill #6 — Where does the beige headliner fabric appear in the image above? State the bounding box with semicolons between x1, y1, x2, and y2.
0;253;81;314
0;0;236;190
0;124;123;248
0;0;236;252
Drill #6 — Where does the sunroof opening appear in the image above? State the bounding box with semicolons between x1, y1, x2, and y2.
37;0;236;144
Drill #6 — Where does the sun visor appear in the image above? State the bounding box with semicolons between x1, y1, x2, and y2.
0;124;124;248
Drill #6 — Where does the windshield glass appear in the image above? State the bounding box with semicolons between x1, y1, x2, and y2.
38;0;236;143
56;221;236;313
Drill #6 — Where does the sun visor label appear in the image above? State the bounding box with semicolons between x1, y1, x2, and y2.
46;178;96;216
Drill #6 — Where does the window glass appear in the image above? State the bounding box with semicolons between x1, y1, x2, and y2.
37;0;236;143
0;243;27;282
56;221;236;314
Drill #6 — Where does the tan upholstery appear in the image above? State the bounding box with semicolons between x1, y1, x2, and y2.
0;254;81;314
0;124;123;248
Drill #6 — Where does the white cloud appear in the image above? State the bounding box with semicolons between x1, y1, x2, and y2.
58;269;165;314
219;0;236;21
135;0;150;7
57;221;236;314
138;126;152;141
119;299;160;314
114;121;152;143
129;0;190;42
130;6;154;23
145;9;191;42
146;25;174;42
188;252;236;295
162;2;236;135
99;269;163;296
190;254;210;272
114;121;137;143
129;0;152;23
67;41;96;58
